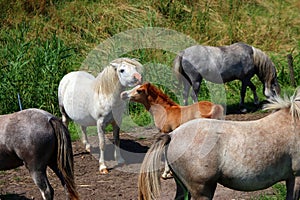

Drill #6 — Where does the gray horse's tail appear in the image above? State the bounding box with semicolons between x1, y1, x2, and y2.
50;117;80;200
138;134;171;200
173;51;185;86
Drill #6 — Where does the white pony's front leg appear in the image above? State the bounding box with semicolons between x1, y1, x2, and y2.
97;118;108;174
80;126;91;152
112;122;125;165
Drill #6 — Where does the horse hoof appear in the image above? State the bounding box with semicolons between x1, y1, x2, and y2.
161;173;173;180
100;168;109;174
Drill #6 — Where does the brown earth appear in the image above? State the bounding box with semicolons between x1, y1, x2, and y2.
0;112;281;200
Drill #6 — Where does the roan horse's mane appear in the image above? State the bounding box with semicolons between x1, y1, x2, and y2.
146;83;179;106
263;89;300;120
252;47;277;83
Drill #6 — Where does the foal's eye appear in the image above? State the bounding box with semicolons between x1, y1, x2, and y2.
137;90;142;94
119;69;125;73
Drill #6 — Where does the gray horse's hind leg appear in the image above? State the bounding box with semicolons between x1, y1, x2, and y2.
29;169;54;200
248;81;259;105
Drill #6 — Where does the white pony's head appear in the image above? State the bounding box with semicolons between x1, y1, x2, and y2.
110;58;143;87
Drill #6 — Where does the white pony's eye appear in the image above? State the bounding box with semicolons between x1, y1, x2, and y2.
120;69;125;73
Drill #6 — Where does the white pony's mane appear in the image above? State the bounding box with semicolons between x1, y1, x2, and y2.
263;88;300;120
94;58;143;96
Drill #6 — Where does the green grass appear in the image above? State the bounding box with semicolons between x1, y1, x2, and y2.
1;0;300;116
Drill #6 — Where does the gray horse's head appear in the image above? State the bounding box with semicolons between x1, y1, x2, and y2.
263;67;281;99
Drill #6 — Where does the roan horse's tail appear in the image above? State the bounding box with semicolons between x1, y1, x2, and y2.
50;117;80;200
138;134;171;200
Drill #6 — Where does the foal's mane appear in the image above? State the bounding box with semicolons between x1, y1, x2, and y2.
263;89;300;120
146;83;178;106
94;65;120;95
252;47;277;83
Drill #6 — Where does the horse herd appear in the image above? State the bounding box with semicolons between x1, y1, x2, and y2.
2;42;300;200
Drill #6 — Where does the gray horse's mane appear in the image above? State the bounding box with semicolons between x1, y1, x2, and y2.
263;88;300;120
94;58;143;95
252;47;276;83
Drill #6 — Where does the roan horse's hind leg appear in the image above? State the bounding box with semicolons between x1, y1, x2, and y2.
286;176;300;200
29;168;54;200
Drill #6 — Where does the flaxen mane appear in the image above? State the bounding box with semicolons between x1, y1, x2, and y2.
263;88;300;121
252;47;277;84
94;65;120;96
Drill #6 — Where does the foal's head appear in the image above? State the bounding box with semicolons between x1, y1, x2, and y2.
121;82;177;109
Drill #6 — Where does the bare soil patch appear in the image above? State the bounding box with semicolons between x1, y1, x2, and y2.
0;112;279;200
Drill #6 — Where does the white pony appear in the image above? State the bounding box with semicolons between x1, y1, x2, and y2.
58;58;143;174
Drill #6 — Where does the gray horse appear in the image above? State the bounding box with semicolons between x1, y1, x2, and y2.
173;42;281;111
139;89;300;200
0;108;79;200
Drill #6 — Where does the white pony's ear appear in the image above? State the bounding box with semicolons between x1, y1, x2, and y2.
110;62;120;69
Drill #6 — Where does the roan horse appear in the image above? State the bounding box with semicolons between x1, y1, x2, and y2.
58;58;142;174
121;82;224;178
0;108;78;200
139;89;300;200
173;42;281;111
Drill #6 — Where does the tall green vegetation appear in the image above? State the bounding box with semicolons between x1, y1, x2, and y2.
0;0;300;116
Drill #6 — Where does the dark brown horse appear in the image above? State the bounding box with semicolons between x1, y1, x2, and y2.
0;108;79;200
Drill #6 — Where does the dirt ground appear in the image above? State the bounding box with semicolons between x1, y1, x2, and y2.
0;112;280;200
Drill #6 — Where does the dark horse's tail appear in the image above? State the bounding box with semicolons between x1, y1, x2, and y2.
50;117;79;200
138;135;171;200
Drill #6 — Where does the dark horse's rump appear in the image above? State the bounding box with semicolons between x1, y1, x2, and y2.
0;109;79;200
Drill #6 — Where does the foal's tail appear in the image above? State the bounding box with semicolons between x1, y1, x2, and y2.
50;117;80;200
211;104;225;120
138;134;171;200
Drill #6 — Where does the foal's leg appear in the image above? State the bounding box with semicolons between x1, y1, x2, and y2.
80;126;91;152
112;121;125;165
29;168;54;200
161;158;173;179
